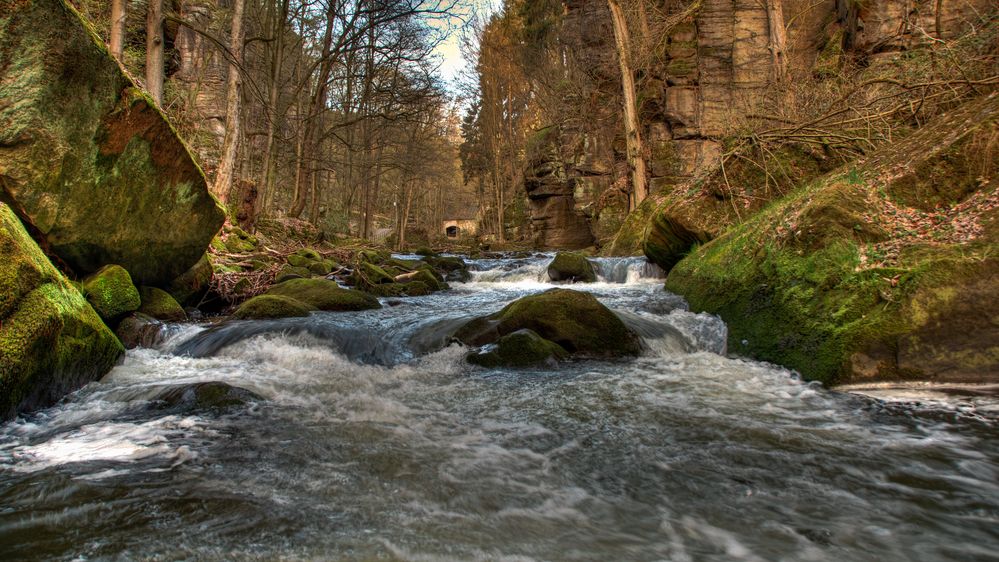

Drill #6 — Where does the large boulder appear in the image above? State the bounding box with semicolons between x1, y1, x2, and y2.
138;286;187;322
233;294;314;320
0;204;124;421
467;329;569;368
0;0;225;286
454;288;641;358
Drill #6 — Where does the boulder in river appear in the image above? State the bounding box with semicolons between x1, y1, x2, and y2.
0;0;225;286
0;204;124;421
467;329;569;368
115;313;166;349
547;252;597;283
155;381;263;412
454;288;641;358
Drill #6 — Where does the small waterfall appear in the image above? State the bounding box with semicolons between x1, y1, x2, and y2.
591;256;665;284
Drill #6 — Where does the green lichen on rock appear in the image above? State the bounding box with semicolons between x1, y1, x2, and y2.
265;278;381;312
0;204;123;421
467;329;569;368
81;264;141;321
138;286;186;322
547;252;597;283
454;288;641;358
169;253;213;306
0;0;225;286
233;294;314;319
665;94;999;385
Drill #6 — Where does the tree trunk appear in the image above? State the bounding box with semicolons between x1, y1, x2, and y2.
766;0;788;81
145;0;164;105
257;0;290;222
213;0;246;205
607;0;649;211
110;0;126;61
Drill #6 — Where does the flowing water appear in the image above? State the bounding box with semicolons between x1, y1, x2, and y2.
1;255;998;561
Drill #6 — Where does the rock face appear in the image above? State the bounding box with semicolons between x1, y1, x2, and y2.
454;288;641;358
0;204;124;421
0;0;225;286
665;94;999;385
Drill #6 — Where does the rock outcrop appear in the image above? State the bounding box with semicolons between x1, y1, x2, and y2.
665;93;999;385
0;204;124;421
0;0;225;286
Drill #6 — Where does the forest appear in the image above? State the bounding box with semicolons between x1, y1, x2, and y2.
0;0;998;559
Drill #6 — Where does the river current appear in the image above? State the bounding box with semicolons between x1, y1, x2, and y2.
1;255;997;561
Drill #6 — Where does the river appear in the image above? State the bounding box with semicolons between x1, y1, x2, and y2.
1;254;997;561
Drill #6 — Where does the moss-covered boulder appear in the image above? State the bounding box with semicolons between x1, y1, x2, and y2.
454;288;641;358
394;268;445;292
364;281;433;298
0;204;124;421
0;0;225;286
155;381;263;412
138;286;186;322
423;256;471;282
547;252;597;283
352;262;395;288
233;294;314;319
81;265;141;322
665;93;999;385
467;329;569;368
169;253;213;306
265;278;381;311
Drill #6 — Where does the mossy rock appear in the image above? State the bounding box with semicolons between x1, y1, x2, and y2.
276;265;312;283
287;254;316;268
454;288;641;358
81;265;141;321
358;249;391;264
423;256;471;282
293;248;323;261
467;329;568;368
395;268;445;292
385;258;421;271
265;279;381;311
225;236;257;254
1;205;124;421
308;260;333;276
0;0;225;286
364;281;433;298
138;286;187;322
352;262;395;287
547;252;597;283
414;247;436;257
233;294;314;319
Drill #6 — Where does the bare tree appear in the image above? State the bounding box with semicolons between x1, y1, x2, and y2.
145;0;164;104
213;0;247;205
110;0;126;61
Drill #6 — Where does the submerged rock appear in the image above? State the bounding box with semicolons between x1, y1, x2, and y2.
547;252;597;283
467;329;568;368
454;288;641;358
233;294;314;319
0;0;225;286
265;278;380;312
155;382;263;412
81;265;141;322
0;205;124;421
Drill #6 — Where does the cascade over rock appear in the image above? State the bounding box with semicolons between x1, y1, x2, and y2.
0;204;124;421
0;0;225;286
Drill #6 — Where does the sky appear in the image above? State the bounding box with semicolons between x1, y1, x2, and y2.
430;0;500;94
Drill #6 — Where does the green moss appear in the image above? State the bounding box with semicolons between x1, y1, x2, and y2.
81;264;141;321
265;279;381;312
233;294;314;319
138;286;186;322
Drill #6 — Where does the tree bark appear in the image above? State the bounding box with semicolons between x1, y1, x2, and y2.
766;0;788;81
257;0;290;222
145;0;164;105
213;0;246;205
110;0;126;61
607;0;649;210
